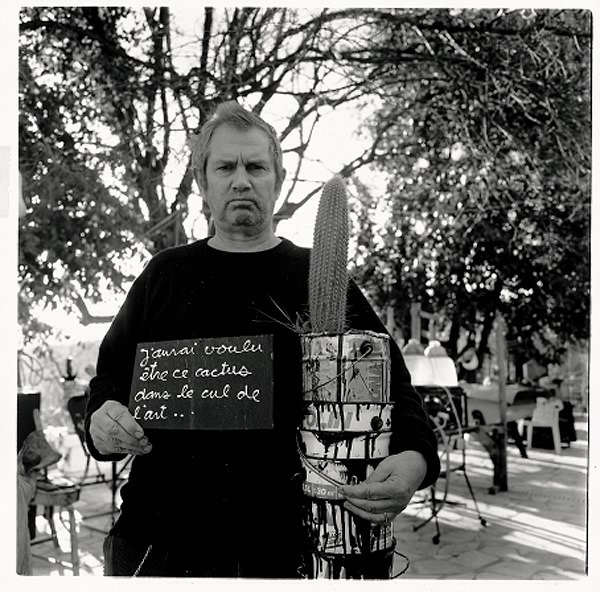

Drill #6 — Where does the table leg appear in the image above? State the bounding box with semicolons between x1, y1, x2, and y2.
68;506;80;575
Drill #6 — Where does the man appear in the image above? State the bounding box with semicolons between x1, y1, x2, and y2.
85;101;440;577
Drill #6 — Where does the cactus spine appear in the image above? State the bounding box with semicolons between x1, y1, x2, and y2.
309;176;349;334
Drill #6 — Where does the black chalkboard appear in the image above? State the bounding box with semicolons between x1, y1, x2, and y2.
128;335;274;430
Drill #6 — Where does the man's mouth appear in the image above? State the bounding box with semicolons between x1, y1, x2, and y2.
228;198;256;208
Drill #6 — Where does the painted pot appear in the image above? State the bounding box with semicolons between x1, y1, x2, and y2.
308;547;395;579
302;331;391;403
299;429;392;461
301;458;380;501
299;332;396;579
305;498;394;555
302;401;393;433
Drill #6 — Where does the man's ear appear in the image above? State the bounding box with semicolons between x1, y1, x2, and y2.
276;168;287;193
193;170;206;196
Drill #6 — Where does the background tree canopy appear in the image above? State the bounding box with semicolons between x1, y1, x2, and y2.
345;8;591;368
19;7;591;372
19;6;392;339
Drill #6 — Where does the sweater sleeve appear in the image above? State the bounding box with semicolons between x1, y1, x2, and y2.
346;281;440;490
84;266;152;461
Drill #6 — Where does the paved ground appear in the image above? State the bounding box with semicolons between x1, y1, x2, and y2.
24;414;589;580
394;418;588;580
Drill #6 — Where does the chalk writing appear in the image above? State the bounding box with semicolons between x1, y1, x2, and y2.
204;339;263;356
139;344;197;366
139;363;169;382
128;335;273;430
132;404;168;421
133;388;171;402
237;385;260;402
178;384;193;398
193;362;252;378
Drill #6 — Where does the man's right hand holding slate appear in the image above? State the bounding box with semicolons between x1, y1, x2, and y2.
90;401;152;456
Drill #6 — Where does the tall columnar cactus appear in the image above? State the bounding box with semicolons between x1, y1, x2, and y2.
309;176;349;333
303;176;395;579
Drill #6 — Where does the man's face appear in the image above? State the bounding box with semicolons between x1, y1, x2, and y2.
203;124;283;238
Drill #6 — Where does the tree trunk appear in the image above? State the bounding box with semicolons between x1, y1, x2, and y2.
446;313;462;359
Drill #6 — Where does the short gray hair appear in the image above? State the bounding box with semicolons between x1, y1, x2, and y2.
190;101;284;193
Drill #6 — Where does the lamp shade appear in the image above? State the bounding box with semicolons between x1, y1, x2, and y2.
404;355;435;386
404;354;459;387
428;357;459;387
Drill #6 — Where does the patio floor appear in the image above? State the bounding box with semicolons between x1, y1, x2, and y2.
21;413;589;580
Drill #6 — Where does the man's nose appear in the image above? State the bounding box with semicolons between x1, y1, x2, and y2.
232;165;251;191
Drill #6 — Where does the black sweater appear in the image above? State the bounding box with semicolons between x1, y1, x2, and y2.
86;238;439;554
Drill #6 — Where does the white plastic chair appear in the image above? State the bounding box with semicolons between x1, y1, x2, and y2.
521;397;564;454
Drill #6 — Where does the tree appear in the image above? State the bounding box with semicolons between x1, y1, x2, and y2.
18;6;397;340
347;8;591;367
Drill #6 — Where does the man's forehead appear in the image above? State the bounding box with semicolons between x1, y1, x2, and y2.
208;124;272;161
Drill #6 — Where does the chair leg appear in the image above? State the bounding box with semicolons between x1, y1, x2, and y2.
517;419;524;437
508;421;528;458
111;461;118;522
431;486;441;544
44;505;60;550
67;506;80;575
44;505;65;576
27;505;37;540
526;422;533;450
412;485;439;534
461;469;487;526
552;424;562;454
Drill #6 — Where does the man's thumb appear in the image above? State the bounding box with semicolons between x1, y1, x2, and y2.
365;456;394;483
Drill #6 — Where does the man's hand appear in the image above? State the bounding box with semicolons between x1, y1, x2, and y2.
89;400;152;456
339;450;428;524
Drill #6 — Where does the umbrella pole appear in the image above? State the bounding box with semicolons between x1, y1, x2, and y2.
494;313;509;492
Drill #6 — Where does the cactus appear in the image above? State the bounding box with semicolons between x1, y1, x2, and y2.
303;176;395;579
309;176;349;334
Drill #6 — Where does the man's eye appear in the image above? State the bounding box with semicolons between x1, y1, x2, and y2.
248;164;266;171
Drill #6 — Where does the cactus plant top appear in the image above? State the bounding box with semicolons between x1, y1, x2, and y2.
309;176;350;334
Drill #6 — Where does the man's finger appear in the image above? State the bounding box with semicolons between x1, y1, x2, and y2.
114;444;150;456
364;457;394;483
106;404;145;440
93;431;151;455
340;480;393;500
90;401;151;455
344;500;391;524
339;456;396;499
344;497;387;514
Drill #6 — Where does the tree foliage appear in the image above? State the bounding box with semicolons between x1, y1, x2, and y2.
347;8;591;365
19;6;592;368
18;6;391;339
